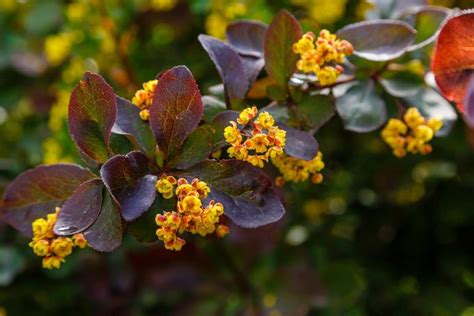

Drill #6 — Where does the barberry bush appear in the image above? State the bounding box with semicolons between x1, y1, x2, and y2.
1;1;474;314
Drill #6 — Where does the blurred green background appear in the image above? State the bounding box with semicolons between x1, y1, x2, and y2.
1;0;474;315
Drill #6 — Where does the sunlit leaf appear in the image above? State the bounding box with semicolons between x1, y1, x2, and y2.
150;66;203;159
68;72;117;163
264;10;302;88
432;10;474;112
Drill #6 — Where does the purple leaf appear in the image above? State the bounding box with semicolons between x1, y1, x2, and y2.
337;20;416;61
463;76;474;128
226;20;268;57
184;160;285;228
281;125;319;161
150;66;203;159
68;72;117;163
100;151;157;222
54;179;103;236
83;192;122;252
0;164;96;236
198;35;249;102
112;96;156;157
264;10;302;88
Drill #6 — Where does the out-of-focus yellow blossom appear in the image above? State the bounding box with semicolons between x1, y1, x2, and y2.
155;177;229;251
293;30;353;86
67;2;88;22
0;306;6;316
132;79;158;121
0;0;16;12
381;107;443;158
292;0;347;24
29;207;88;269
205;0;248;38
44;33;75;66
150;0;178;11
224;107;286;168
272;151;325;186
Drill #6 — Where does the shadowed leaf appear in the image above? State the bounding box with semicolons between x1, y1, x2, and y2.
432;10;474;112
264;10;302;88
337;20;416;61
336;80;387;132
281;124;319;160
150;66;203;159
296;94;335;131
198;34;249;103
463;77;474;128
226;20;267;57
100;151;157;222
112;96;156;157
54;178;103;236
380;71;424;98
0;164;96;236
184;160;285;228
84;192;122;252
202;95;226;122
68;72;117;163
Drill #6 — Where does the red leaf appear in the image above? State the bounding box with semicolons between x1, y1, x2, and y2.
0;164;96;236
264;10;303;88
68;72;117;163
432;10;474;112
150;66;203;159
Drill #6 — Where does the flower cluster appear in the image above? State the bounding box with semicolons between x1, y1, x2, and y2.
293;30;353;86
155;176;229;251
28;207;88;269
381;107;443;158
224;107;286;168
131;79;158;121
272;151;325;187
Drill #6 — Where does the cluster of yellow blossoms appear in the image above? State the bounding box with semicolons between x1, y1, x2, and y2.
293;30;353;86
381;107;443;158
224;107;286;168
29;207;88;269
131;79;158;121
155;175;229;251
272;151;325;187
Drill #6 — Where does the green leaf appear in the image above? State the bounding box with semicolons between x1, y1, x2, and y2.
83;192;122;252
168;124;218;170
264;10;303;88
379;71;424;98
202;95;226;122
149;66;203;160
68;72;117;163
0;164;96;236
184;160;285;228
112;96;156;158
335;80;387;132
0;246;25;286
296;93;335;131
337;20;416;61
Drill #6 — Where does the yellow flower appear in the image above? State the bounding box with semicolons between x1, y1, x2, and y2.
247;134;270;153
30;239;51;257
32;218;49;240
42;256;65;270
44;33;74;66
192;179;211;199
139;109;150;121
224;121;242;144
247;155;266;168
51;237;74;258
216;224;230;238
272;151;325;184
256;112;275;129
179;193;202;214
293;33;315;54
156;175;177;199
237;106;258;125
381;107;443;157
132;79;158;111
72;234;88;248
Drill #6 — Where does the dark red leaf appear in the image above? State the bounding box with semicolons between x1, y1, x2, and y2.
112;96;156;157
54;178;103;235
68;72;117;163
432;10;474;112
198;35;249;102
83;192;122;252
0;164;96;236
264;10;302;88
100;151;157;222
337;20;416;61
150;66;203;159
184;160;285;228
463;76;474;128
